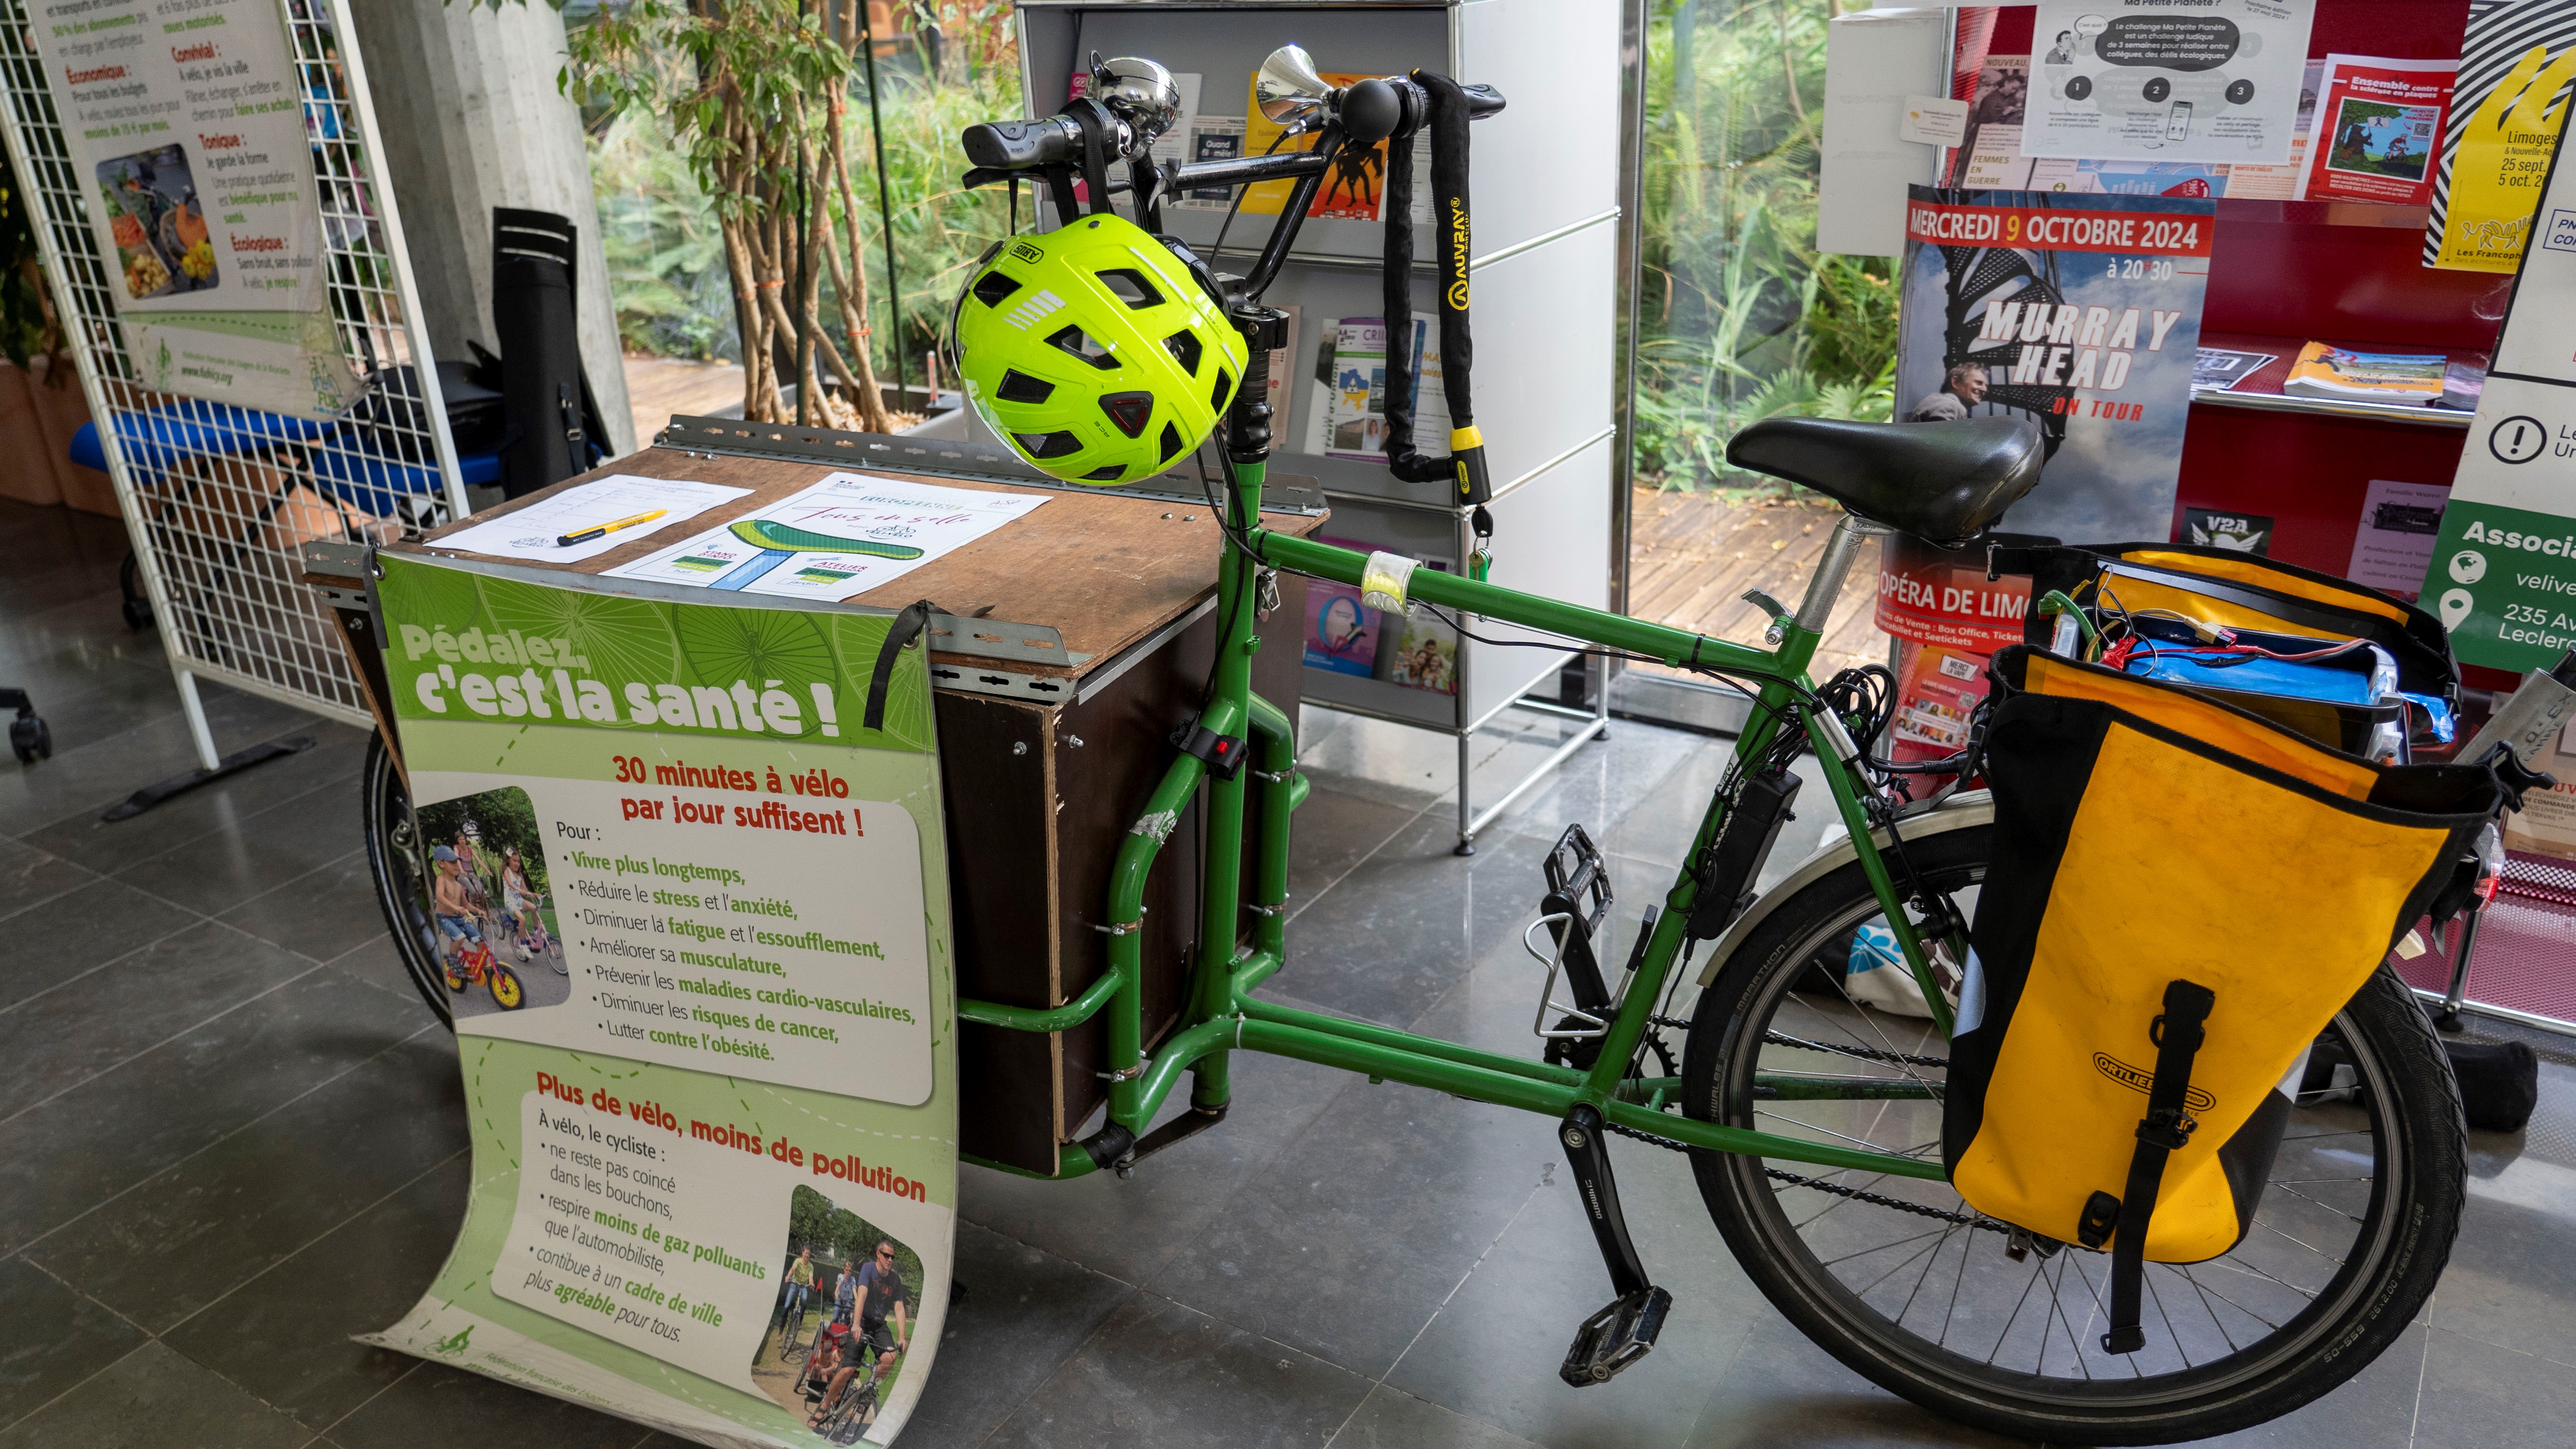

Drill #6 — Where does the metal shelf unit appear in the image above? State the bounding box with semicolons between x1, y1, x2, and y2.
1004;0;1625;851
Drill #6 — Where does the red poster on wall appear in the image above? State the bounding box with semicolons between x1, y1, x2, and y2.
1875;537;2036;763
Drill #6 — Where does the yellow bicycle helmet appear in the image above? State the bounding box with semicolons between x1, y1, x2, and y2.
950;214;1247;484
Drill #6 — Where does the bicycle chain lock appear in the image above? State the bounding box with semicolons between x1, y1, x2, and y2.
1378;71;1493;574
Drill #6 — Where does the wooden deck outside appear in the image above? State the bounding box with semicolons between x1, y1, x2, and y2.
1625;487;1890;683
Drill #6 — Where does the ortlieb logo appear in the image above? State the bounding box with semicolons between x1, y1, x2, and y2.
2094;1052;2215;1113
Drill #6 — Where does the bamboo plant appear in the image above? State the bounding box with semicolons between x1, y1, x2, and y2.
569;0;895;431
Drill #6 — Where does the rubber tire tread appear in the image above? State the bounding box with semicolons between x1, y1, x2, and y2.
361;730;457;1031
1682;825;2464;1446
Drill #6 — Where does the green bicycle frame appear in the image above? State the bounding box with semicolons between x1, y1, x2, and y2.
956;455;1959;1183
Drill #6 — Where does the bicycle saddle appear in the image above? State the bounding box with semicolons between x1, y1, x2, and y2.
1724;416;2044;547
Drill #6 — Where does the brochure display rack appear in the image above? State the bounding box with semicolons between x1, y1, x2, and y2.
0;0;463;761
990;0;1626;852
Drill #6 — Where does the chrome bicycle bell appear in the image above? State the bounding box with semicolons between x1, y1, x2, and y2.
1091;56;1184;152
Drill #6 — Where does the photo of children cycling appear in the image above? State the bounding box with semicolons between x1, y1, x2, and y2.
750;1186;923;1445
413;787;571;1018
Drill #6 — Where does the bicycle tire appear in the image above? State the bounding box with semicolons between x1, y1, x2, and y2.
361;731;455;1030
1682;824;2463;1445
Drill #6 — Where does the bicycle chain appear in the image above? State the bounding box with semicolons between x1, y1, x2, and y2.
1645;1015;1949;1072
1597;1114;1997;1230
1611;1024;1988;1232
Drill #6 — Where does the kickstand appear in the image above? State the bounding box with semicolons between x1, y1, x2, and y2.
1557;1103;1673;1386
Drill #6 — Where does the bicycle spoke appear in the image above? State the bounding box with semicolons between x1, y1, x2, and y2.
1895;1223;1962;1326
2144;1264;2190;1371
1987;1255;2048;1367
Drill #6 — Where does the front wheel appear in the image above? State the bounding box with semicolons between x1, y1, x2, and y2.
1682;823;2463;1445
489;965;526;1011
361;730;456;1030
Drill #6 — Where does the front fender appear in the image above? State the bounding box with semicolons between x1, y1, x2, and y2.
1693;791;1994;987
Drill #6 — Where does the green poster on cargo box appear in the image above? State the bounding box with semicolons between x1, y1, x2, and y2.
359;552;955;1448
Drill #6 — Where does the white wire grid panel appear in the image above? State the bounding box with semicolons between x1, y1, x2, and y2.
0;0;463;732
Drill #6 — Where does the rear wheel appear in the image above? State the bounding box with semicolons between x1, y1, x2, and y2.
1683;824;2463;1445
361;730;455;1029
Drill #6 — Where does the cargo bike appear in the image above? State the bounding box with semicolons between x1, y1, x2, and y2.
350;46;2544;1445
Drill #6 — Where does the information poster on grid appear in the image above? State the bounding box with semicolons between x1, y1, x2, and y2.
361;555;956;1448
25;0;358;413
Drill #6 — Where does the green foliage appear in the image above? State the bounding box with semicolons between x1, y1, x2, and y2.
416;787;552;897
0;174;54;368
785;1184;924;1305
570;0;1020;386
1636;0;1902;490
592;108;735;361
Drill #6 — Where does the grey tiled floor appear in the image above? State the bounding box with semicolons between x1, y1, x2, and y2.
5;494;2575;1449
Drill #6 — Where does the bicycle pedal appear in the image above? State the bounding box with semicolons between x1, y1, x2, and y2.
1557;1285;1672;1387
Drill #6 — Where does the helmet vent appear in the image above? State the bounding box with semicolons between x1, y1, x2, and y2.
1012;430;1083;460
1099;391;1154;438
1046;324;1120;370
1210;368;1233;415
1159;421;1186;464
1162;329;1203;376
970;270;1022;307
1084;465;1127;482
1095;269;1165;310
995;369;1055;404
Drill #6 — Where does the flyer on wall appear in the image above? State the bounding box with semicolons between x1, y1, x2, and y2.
608;474;1047;599
24;0;359;415
2426;0;2576;272
361;555;957;1448
2023;0;2317;164
1897;185;2215;543
2419;116;2576;670
2298;56;2457;206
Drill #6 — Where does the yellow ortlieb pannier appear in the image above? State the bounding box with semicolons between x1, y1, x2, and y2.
1946;645;2504;1353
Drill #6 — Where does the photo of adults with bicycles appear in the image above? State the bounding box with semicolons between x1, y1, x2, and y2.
412;787;571;1018
749;1186;922;1445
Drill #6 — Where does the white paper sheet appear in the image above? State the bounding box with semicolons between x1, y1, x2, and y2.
432;475;755;563
604;473;1047;598
2023;0;2317;164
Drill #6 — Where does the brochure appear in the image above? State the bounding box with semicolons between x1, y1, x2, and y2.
607;474;1047;599
2346;479;2449;597
2280;342;2447;403
2024;0;2317;165
1897;185;2215;542
1956;55;2034;188
1386;605;1459;695
1243;69;1391;220
2427;0;2576;271
2226;60;2328;199
2440;358;2489;412
1321;314;1448;463
1172;115;1245;213
2299;56;2457;206
1304;579;1382;676
2193;347;2279;390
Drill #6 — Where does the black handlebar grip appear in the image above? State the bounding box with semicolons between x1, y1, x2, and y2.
961;117;1076;169
1340;78;1403;146
1460;83;1506;119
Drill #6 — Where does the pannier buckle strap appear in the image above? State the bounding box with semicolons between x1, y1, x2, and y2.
2101;978;2216;1356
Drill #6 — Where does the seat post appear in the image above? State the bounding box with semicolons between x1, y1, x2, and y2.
1793;513;1883;637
